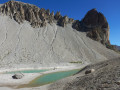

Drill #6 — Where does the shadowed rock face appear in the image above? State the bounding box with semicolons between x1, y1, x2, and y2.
73;9;111;49
82;9;108;28
82;9;111;48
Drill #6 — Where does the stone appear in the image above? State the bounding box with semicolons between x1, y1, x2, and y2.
12;73;24;79
69;18;74;23
48;11;54;23
50;11;54;17
58;16;69;27
72;20;81;31
54;12;62;20
115;80;120;85
78;9;111;49
85;69;95;74
46;9;50;16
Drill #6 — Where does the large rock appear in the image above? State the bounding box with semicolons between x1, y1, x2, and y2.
72;9;112;49
12;73;24;79
82;9;108;27
82;9;110;46
85;69;95;74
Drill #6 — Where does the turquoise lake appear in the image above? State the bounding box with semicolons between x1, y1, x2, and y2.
18;69;80;88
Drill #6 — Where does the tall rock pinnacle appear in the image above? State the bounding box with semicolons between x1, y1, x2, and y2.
73;9;111;48
82;9;110;45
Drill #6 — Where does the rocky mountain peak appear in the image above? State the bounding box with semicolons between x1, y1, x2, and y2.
0;1;73;28
82;9;110;47
82;8;109;28
0;1;47;27
0;1;115;50
72;9;111;49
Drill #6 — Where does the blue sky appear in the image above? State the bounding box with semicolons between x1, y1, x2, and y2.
0;0;120;45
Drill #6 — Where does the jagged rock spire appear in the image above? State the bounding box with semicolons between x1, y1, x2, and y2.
72;9;110;48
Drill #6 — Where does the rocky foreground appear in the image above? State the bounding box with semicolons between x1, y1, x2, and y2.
49;58;120;90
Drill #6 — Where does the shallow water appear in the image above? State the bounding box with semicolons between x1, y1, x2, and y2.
18;69;80;88
6;69;50;74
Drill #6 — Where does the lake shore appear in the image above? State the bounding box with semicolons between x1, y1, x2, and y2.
0;64;86;90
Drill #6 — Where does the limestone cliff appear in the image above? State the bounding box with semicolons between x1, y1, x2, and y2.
0;1;74;28
0;1;117;50
0;1;52;27
82;9;110;45
72;9;116;50
0;1;119;68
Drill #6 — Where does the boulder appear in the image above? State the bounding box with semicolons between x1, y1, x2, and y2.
85;69;95;74
115;80;120;85
12;73;24;79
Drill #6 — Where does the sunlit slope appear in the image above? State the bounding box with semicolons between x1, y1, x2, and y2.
0;15;119;68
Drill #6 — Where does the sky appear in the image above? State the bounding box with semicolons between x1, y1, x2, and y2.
0;0;120;45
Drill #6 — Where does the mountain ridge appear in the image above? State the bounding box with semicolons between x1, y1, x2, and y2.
0;1;117;50
0;1;119;69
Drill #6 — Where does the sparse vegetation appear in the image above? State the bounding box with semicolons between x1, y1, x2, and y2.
69;61;82;64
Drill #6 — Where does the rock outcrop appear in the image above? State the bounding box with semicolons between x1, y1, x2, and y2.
72;9;113;49
0;1;73;28
82;9;110;45
54;12;73;27
0;1;55;27
0;1;117;50
12;73;24;79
